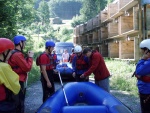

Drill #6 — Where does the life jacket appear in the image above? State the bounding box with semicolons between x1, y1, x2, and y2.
136;75;150;82
0;85;16;112
52;54;57;61
36;52;55;69
0;60;6;101
9;49;20;70
76;55;88;70
132;71;150;82
0;85;6;101
52;53;57;68
132;67;150;82
0;62;16;102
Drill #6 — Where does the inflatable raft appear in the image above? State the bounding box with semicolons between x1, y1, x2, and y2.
56;62;73;75
36;82;132;113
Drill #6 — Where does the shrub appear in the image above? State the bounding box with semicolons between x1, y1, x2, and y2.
71;15;84;27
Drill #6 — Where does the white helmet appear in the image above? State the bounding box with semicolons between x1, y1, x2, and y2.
140;39;150;50
74;45;82;53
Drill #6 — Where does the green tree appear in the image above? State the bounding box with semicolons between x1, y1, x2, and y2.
38;0;50;24
0;0;18;39
80;0;107;22
71;15;84;27
80;0;97;21
48;0;82;19
98;0;107;10
0;0;36;39
17;0;36;28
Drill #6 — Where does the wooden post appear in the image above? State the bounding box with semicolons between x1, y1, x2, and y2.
134;37;140;60
142;4;146;39
138;0;143;59
138;0;143;39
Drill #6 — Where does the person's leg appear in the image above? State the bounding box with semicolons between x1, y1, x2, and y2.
16;81;25;113
41;71;55;102
139;93;150;113
95;78;110;93
45;71;55;99
48;79;55;96
41;75;47;102
20;82;25;113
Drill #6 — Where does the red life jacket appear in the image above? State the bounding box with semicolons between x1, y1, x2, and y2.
76;55;88;70
136;75;150;82
133;71;150;82
52;53;57;68
8;49;20;69
52;54;57;61
38;52;55;70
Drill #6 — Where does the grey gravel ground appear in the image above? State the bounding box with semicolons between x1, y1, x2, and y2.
25;80;141;113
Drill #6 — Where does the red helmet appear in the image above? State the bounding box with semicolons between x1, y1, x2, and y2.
0;38;15;54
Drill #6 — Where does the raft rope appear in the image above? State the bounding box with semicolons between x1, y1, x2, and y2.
58;71;69;106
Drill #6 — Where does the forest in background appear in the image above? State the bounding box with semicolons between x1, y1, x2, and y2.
0;0;114;43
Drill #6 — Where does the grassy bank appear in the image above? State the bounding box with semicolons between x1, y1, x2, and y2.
28;58;139;97
105;58;138;96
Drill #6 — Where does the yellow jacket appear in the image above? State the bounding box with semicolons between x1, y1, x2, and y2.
0;62;20;94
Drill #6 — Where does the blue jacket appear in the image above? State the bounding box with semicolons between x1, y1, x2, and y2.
136;59;150;94
72;54;89;75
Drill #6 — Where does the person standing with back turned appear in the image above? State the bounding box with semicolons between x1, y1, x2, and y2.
80;48;110;92
8;35;34;113
0;38;20;113
135;39;150;113
39;40;55;102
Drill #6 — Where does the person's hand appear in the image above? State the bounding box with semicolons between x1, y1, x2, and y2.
80;74;85;78
47;81;52;88
28;51;34;57
72;72;76;78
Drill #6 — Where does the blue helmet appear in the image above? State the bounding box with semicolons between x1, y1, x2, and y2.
45;40;55;47
13;35;26;45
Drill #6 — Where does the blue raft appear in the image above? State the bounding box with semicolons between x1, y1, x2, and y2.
56;62;73;75
36;82;132;113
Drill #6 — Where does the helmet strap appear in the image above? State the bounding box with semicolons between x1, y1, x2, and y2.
19;41;24;52
2;50;10;62
48;47;51;53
